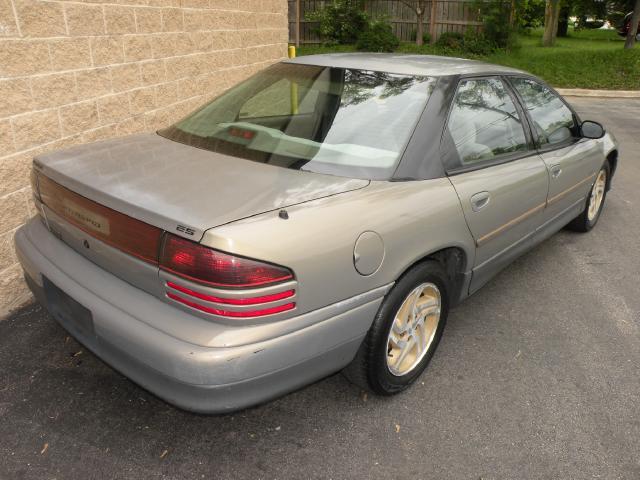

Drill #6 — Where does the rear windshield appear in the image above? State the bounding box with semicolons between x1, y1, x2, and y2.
158;63;434;180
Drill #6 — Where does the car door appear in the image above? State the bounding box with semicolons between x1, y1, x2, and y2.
441;76;549;294
507;77;603;234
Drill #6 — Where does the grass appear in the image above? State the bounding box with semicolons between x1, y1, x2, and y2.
297;28;640;90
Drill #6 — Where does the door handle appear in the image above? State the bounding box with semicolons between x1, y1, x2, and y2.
470;191;490;212
550;164;562;179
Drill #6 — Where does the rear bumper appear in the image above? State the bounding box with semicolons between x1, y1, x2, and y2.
15;218;389;413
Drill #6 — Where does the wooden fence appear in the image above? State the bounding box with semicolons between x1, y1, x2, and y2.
288;0;484;45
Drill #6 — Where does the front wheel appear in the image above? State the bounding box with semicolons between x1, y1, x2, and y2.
567;162;610;232
343;261;450;395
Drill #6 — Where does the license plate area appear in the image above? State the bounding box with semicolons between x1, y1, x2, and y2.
43;277;95;338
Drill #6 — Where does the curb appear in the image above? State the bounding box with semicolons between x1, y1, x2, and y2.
555;88;640;98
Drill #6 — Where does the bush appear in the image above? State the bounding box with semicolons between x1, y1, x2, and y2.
434;30;496;55
356;21;400;52
435;31;464;49
462;29;496;55
306;0;368;45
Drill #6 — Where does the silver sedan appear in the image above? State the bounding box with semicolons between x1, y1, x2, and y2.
15;54;618;413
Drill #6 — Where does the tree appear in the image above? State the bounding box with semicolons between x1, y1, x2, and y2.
399;1;429;45
542;0;561;46
557;3;571;37
519;0;547;29
475;0;518;50
625;0;640;48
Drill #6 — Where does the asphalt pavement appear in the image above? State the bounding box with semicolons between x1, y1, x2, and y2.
1;97;639;480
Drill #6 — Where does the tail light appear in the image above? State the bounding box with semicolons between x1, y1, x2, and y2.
159;234;293;288
160;234;296;318
165;281;294;305
166;291;295;318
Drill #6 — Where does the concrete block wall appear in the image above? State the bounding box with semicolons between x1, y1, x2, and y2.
0;0;289;315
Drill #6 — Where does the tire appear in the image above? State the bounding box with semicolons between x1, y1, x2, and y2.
567;161;610;232
343;260;450;395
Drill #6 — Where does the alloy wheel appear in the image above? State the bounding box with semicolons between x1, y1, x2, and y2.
386;283;441;376
587;169;607;222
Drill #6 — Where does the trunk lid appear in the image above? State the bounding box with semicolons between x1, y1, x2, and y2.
34;133;369;241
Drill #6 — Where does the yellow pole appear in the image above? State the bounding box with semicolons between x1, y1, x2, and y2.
288;46;299;114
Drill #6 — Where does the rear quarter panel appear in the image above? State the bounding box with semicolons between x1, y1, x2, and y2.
201;179;476;316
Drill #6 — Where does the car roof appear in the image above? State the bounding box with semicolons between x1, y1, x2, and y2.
285;53;526;77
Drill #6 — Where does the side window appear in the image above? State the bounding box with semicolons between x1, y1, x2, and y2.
509;77;576;146
447;77;528;166
239;79;318;119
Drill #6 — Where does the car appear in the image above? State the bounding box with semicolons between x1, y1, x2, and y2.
15;53;619;413
618;12;640;40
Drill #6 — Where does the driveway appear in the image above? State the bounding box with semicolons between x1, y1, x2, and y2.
1;97;639;480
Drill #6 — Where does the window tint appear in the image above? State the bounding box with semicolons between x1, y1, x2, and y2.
447;77;528;165
510;77;576;146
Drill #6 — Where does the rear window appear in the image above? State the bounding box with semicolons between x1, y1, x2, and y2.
158;63;434;180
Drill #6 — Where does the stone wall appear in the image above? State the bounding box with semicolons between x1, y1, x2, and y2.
0;0;288;315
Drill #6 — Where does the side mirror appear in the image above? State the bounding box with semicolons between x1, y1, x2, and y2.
580;120;605;139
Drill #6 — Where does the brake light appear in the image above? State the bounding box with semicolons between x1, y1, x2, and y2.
228;127;256;140
159;234;293;288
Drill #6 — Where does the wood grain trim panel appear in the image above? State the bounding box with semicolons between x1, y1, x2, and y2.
476;202;546;246
546;173;596;206
475;172;596;247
